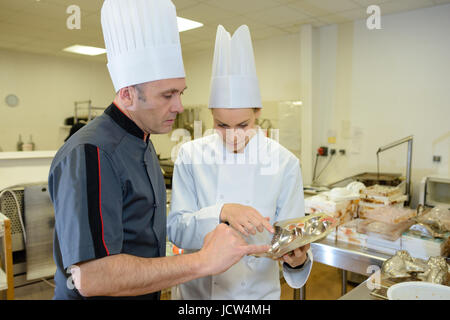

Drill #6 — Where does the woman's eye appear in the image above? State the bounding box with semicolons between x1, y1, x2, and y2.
239;124;248;128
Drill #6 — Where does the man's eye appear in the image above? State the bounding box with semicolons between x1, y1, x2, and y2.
163;95;172;99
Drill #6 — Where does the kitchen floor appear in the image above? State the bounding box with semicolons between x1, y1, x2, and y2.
10;262;358;300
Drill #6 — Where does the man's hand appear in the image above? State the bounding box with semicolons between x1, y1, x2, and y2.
198;223;270;275
279;244;310;268
220;203;274;237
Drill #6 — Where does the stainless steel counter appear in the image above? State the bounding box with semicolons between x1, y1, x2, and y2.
295;238;392;300
338;279;382;300
311;238;391;275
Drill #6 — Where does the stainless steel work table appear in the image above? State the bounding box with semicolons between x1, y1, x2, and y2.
294;238;392;300
338;279;382;300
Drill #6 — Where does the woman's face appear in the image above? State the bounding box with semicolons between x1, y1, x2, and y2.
211;108;261;153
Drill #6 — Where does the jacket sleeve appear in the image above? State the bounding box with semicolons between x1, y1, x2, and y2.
275;158;314;288
167;146;224;250
49;144;124;270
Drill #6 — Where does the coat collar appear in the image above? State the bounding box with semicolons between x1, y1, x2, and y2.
105;102;149;143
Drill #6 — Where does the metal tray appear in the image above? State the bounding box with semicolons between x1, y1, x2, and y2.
253;213;338;259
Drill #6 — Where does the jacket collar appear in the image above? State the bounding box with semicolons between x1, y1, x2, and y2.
105;102;149;142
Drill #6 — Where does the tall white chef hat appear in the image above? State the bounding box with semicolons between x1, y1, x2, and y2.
101;0;185;92
209;25;262;109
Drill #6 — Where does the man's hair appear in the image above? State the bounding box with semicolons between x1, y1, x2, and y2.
134;84;147;102
115;85;146;102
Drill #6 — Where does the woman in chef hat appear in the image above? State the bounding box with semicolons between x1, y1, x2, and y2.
167;25;313;300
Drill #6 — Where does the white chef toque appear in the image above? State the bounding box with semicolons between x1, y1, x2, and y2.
209;25;262;109
101;0;185;92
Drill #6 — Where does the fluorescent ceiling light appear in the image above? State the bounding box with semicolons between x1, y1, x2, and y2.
177;16;203;32
63;45;106;56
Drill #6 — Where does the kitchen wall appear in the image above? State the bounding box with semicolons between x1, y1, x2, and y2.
312;4;450;207
0;49;114;151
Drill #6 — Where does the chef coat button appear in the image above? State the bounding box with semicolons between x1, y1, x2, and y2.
241;282;245;287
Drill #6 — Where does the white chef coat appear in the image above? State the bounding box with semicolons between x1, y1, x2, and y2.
167;129;313;300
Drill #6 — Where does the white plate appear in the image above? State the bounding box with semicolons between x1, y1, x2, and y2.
387;282;450;300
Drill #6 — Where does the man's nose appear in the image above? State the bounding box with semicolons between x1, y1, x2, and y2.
172;95;184;114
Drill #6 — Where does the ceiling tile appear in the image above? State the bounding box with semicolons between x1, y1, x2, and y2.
0;0;31;12
215;15;269;33
316;14;352;24
246;5;312;25
352;0;392;6
0;42;23;50
251;26;287;40
0;22;48;39
288;0;362;17
0;0;446;58
173;0;205;10
378;0;435;15
183;25;217;41
272;0;298;4
181;40;214;53
332;8;370;21
41;0;103;14
0;33;33;46
206;0;280;15
177;2;235;24
1;12;64;32
0;8;20;22
275;18;325;32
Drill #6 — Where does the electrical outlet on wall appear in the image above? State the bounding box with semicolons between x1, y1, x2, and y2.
432;155;441;163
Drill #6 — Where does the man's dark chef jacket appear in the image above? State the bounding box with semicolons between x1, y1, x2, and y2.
48;103;166;300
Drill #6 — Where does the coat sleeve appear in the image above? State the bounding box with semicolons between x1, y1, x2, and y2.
48;144;124;270
275;157;314;288
167;146;224;250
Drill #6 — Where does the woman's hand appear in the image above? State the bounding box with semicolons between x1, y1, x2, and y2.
279;244;310;268
220;203;274;237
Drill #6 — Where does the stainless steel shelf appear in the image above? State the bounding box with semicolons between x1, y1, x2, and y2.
311;238;391;275
295;238;392;300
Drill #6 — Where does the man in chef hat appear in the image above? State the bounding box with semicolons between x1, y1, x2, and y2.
48;0;268;300
168;25;313;299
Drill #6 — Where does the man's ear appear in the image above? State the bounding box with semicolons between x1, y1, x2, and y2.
117;86;136;109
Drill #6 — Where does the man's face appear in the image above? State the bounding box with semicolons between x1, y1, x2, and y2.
212;108;261;153
127;78;186;134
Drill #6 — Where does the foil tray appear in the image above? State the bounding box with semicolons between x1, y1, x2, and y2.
381;250;450;285
252;213;338;259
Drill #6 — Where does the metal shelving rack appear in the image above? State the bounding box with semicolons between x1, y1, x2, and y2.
74;100;105;123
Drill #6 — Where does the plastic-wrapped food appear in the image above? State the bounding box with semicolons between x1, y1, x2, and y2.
361;206;416;224
418;206;450;233
305;185;360;225
357;219;414;241
360;184;402;199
